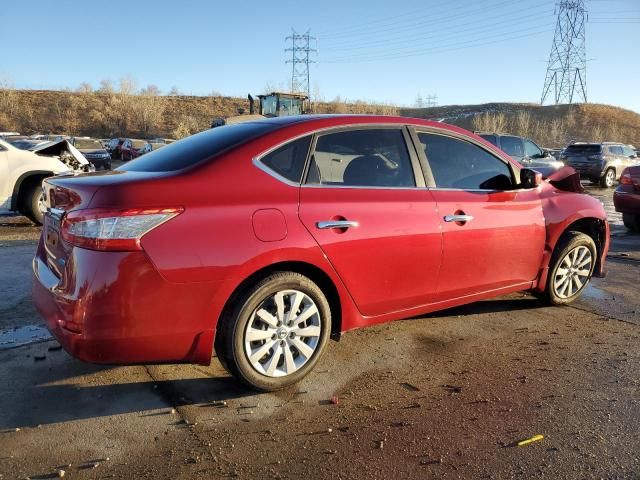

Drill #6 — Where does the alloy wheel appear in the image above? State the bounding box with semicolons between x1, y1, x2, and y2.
552;245;593;299
244;289;322;378
605;169;615;187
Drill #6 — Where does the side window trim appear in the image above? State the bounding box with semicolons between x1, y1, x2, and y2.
254;133;314;187
409;126;519;192
301;125;425;189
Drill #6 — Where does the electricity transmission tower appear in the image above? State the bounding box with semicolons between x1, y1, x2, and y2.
425;95;438;107
285;30;316;98
540;0;588;104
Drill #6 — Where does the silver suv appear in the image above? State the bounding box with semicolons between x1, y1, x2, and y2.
560;142;639;188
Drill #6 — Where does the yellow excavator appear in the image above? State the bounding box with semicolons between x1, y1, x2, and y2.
211;92;309;128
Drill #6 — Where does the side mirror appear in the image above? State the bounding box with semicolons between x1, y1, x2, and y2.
520;168;542;188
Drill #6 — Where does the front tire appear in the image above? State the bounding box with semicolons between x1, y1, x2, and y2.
217;272;331;391
623;213;640;232
546;231;597;305
600;168;616;188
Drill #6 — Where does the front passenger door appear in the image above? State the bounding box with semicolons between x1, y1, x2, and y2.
415;131;546;300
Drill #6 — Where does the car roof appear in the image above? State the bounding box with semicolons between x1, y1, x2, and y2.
240;114;469;133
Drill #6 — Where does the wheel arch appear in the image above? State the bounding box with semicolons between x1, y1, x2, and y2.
11;171;52;212
536;215;609;293
559;217;607;266
214;260;344;355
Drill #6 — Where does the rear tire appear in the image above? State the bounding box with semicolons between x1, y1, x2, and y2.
600;168;616;188
216;272;331;391
623;213;640;232
23;183;44;225
546;231;597;305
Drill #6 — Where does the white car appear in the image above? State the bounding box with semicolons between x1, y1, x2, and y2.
0;139;92;224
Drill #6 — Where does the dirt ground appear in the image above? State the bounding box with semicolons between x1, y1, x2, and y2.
0;185;639;479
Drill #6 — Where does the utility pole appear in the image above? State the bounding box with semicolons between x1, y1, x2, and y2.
425;95;438;107
541;0;588;104
285;30;316;98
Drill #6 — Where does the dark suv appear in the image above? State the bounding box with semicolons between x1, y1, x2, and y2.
560;142;639;188
476;133;562;175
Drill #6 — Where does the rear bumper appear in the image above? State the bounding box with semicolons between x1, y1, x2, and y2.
613;186;640;214
32;238;217;365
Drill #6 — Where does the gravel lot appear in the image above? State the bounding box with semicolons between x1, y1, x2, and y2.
0;185;638;479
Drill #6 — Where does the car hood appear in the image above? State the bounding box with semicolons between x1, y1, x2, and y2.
30;139;93;172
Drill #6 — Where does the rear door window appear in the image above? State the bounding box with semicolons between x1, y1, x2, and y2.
609;146;624;156
307;129;416;187
499;136;524;157
418;132;514;190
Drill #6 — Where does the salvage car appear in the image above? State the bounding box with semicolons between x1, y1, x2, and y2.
0;138;93;224
71;138;112;170
32;115;610;391
476;132;563;175
613;166;640;232
129;141;166;159
560;142;639;188
119;139;148;161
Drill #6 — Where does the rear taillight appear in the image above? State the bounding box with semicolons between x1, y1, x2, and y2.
61;207;183;251
620;169;633;185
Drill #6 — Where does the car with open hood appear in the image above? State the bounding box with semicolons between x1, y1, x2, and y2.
32;115;609;391
0;138;93;224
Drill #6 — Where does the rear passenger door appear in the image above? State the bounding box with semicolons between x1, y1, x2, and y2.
298;126;442;317
413;130;546;300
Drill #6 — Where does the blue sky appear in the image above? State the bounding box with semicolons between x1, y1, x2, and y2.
1;0;638;111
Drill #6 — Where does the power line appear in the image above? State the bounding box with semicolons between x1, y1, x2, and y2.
321;9;555;53
322;28;552;64
318;0;521;40
541;0;588;105
285;30;316;98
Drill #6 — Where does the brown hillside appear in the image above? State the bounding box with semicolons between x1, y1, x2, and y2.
1;89;638;148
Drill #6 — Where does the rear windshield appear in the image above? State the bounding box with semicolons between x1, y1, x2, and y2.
565;144;601;154
119;122;277;172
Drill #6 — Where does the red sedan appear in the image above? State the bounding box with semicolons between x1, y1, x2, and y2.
614;166;640;232
33;115;610;391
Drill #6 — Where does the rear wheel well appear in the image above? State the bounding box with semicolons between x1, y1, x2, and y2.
215;261;343;352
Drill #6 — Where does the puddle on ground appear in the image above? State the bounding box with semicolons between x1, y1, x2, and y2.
582;283;613;301
0;324;51;350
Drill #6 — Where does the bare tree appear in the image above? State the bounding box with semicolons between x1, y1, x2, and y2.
168;85;181;96
97;79;114;94
76;82;93;94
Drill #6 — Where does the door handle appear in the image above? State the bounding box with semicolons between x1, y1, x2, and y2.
316;220;359;230
444;214;474;223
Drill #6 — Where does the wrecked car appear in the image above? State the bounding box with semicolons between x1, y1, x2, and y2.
0;138;93;224
32;115;609;391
